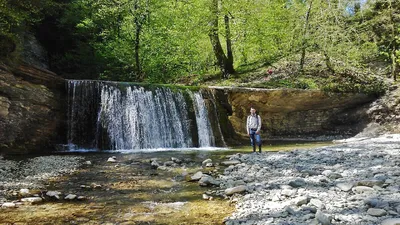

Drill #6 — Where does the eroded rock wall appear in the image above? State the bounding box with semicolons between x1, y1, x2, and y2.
0;63;65;154
210;87;376;142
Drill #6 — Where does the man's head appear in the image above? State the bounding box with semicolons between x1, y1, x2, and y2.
250;107;256;115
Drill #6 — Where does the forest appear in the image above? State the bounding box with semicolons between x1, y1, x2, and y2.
0;0;399;94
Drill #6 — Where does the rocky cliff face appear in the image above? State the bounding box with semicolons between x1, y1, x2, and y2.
0;63;65;154
365;84;400;134
211;87;376;141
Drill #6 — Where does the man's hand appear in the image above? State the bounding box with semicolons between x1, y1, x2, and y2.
248;133;250;136
256;131;260;134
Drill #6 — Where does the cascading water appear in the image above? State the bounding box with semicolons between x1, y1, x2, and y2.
191;92;215;147
66;80;222;150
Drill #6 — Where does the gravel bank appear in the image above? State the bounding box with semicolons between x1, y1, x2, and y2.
221;134;400;225
0;155;84;203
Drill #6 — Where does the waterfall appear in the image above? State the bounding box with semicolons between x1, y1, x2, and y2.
66;80;220;150
67;80;101;149
191;92;215;147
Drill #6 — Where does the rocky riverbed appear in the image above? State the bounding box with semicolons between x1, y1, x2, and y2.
221;134;400;225
0;150;235;224
0;155;83;204
0;137;399;224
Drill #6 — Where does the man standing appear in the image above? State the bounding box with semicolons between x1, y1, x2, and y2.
246;107;262;153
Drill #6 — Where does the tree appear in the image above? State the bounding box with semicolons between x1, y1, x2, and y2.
0;0;60;59
208;0;235;78
361;0;400;80
299;0;313;73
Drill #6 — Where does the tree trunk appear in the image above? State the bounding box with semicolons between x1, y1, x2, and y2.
323;51;335;74
209;0;234;79
134;24;142;80
299;0;313;73
133;0;143;80
388;0;398;81
224;14;234;69
392;50;398;81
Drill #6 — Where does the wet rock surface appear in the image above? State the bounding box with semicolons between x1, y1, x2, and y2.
220;134;400;225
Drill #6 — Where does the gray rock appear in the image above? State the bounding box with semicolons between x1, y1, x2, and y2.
202;159;212;167
190;171;203;181
352;186;375;194
84;161;92;165
285;206;297;215
373;173;388;181
302;213;314;220
356;179;384;187
1;202;16;208
202;194;210;200
294;196;309;206
150;158;158;162
301;169;321;176
328;173;343;179
46;191;61;199
367;208;387;217
225;185;247;195
221;160;241;166
19;188;30;196
302;206;317;213
64;194;77;200
385;179;394;184
163;161;175;167
364;198;389;208
322;170;333;176
171;157;182;164
151;160;159;169
157;166;168;171
77;196;87;200
281;189;297;197
289;178;306;188
199;176;220;186
280;184;293;190
316;210;332;225
310;198;324;209
21;197;43;203
381;218;400;225
107;157;117;163
205;162;213;167
336;182;354;192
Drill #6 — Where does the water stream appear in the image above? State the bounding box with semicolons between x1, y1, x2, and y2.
67;80;224;151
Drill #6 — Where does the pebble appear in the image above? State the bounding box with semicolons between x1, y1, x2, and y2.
107;157;117;163
46;191;61;199
19;189;30;196
1;202;17;208
225;185;247;195
21;197;43;204
367;208;387;217
190;171;203;181
64;194;77;200
336;182;353;192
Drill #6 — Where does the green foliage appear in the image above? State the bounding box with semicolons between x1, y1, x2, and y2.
0;0;61;59
321;72;388;95
0;0;396;94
